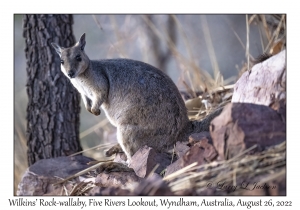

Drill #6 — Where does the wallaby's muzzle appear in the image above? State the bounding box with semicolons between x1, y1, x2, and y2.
68;70;75;78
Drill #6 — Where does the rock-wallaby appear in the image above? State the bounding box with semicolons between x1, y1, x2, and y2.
51;33;220;163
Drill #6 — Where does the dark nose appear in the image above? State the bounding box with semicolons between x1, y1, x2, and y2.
68;70;75;78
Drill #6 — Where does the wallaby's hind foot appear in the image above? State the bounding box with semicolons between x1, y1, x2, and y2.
91;107;101;116
106;143;124;157
96;162;133;174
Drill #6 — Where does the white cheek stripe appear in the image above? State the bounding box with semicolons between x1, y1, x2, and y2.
61;65;69;78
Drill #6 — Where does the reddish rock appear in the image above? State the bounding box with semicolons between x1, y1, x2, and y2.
182;144;207;167
195;139;218;162
129;145;171;178
164;139;217;177
182;139;217;167
210;103;286;160
189;131;211;145
174;141;190;158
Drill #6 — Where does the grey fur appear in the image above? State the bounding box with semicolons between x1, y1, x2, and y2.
51;33;219;161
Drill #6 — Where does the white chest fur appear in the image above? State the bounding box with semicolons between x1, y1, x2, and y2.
70;78;93;99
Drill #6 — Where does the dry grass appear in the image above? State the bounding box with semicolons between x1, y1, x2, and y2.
165;142;285;195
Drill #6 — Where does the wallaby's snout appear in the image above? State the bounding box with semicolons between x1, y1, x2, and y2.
68;70;75;78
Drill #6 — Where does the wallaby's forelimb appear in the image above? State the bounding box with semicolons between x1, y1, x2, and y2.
82;95;92;113
91;97;103;116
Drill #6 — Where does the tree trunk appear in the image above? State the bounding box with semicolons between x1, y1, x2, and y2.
23;14;82;166
144;15;176;73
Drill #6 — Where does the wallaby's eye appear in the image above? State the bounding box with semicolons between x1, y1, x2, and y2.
76;55;82;62
60;60;64;65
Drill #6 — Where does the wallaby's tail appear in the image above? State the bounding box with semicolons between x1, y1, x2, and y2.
189;108;223;134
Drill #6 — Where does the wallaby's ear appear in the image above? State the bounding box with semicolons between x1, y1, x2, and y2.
51;42;62;57
79;33;86;51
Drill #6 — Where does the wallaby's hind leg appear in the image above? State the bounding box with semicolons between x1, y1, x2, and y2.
116;127;133;163
116;125;153;163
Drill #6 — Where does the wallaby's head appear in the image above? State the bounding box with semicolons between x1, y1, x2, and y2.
51;33;90;79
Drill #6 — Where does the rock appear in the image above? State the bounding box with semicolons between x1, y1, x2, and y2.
17;170;73;196
29;155;94;178
174;141;190;158
88;186;132;196
180;139;217;168
129;145;171;178
270;98;286;123
189;132;211;146
133;173;174;196
17;155;94;195
114;153;127;164
181;144;207;167
194;139;218;162
210;103;286;160
164;139;217;177
95;171;142;190
232;50;286;106
164;159;182;177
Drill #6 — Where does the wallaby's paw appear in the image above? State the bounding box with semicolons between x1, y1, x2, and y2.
91;108;101;116
86;107;92;113
105;143;124;157
96;162;134;174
